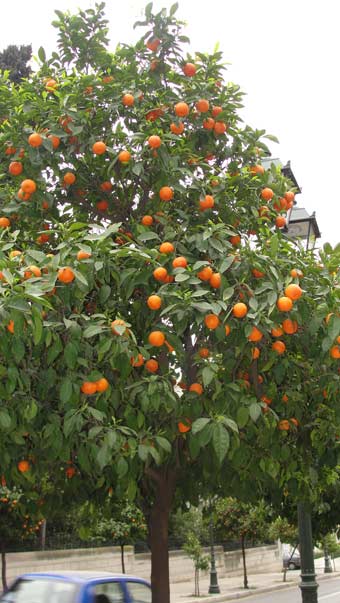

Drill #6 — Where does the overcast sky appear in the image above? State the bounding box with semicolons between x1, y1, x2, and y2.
1;0;339;248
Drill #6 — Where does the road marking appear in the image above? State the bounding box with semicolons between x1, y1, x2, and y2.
320;592;340;600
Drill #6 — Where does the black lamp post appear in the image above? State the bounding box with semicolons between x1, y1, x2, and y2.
286;207;321;250
208;502;220;594
297;503;318;603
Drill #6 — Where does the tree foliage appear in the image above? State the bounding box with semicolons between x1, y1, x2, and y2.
0;45;32;84
0;3;339;602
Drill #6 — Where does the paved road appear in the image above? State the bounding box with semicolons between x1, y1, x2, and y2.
226;576;340;603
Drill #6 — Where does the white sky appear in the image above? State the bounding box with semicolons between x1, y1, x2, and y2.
1;0;339;248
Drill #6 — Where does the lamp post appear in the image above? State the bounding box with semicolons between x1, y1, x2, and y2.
285;207;321;250
208;501;220;594
297;503;318;603
324;547;333;573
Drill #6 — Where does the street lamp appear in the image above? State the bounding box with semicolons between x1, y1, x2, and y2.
286;207;321;250
208;500;220;594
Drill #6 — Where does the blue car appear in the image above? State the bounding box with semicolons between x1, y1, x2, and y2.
0;571;152;603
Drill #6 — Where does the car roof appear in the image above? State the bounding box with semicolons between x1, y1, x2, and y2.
18;571;150;585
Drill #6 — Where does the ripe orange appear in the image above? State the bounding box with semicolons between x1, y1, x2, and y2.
148;331;165;347
7;320;15;334
147;295;162;310
273;198;287;211
199;347;210;358
0;217;10;228
8;161;23;176
130;353;144;367
275;216;286;228
225;324;231;336
92;141;107;155
141;215;153;226
145;358;159;372
170;122;184;135
122;93;135;106
229;235;241;246
24;265;41;279
146;38;160;52
261;187;274;201
183;63;196;76
21;179;36;194
153;267;168;282
272;340;286;354
252;347;260;360
45;78;58;90
248;326;263;342
204;314;220;330
178;420;191;433
209;272;221;288
57;267;75;283
259;205;270;218
277;296;293;312
148;135;162;149
278;420;290;431
282;394;289;403
252;268;265;278
172;256;187;269
197;266;213;281
118;150;131;163
66;467;76;479
290;418;299;427
96;200;109;212
77;250;91;260
159;242;175;254
250;165;265;176
18;460;30;473
28;132;43;147
5;146;16;155
199;194;214;210
81;381;97;395
175;102;189;117
202;117;215;130
285;283;302;300
63;172;76;186
196;99;209;113
159;186;174;201
290;268;303;279
96;377;109;392
212;106;223;117
282;319;298;334
189;383;203;395
214;121;227;135
232;302;248;318
100;181;113;192
330;345;340;359
285;191;295;203
48;135;60;149
111;319;128;335
271;326;284;337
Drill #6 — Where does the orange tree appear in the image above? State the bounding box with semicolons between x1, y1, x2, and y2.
0;3;340;602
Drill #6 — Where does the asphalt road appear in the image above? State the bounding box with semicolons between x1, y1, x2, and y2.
227;576;340;603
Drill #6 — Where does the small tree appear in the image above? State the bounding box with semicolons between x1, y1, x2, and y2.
215;498;267;589
268;516;298;581
171;506;209;595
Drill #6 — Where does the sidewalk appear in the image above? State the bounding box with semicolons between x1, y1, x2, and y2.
170;559;340;603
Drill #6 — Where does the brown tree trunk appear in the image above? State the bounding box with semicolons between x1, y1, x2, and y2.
1;545;8;593
241;535;248;589
120;544;125;574
148;467;176;603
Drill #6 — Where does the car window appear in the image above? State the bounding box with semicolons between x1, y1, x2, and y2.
92;581;125;603
125;581;151;603
0;578;77;603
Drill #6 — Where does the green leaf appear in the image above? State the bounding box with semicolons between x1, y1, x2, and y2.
83;324;106;338
192;417;211;434
202;366;215;387
99;285;111;304
116;457;128;477
212;423;230;464
11;339;25;363
175;272;190;282
97;444;111;470
60;378;73;404
137;231;160;242
155;436;171;453
7;297;31;313
236;407;249;428
249;403;261;422
31;306;43;345
192;302;213;313
64;341;78;369
0;409;11;429
73;269;88;287
219;256;234;273
38;46;46;62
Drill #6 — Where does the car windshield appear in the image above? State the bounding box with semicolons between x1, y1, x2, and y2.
0;578;78;603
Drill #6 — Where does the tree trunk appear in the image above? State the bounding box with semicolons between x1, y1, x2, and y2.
1;545;8;593
195;567;199;597
148;467;176;603
241;535;248;589
120;544;125;574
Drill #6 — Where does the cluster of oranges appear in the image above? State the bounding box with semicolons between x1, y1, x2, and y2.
80;378;109;395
